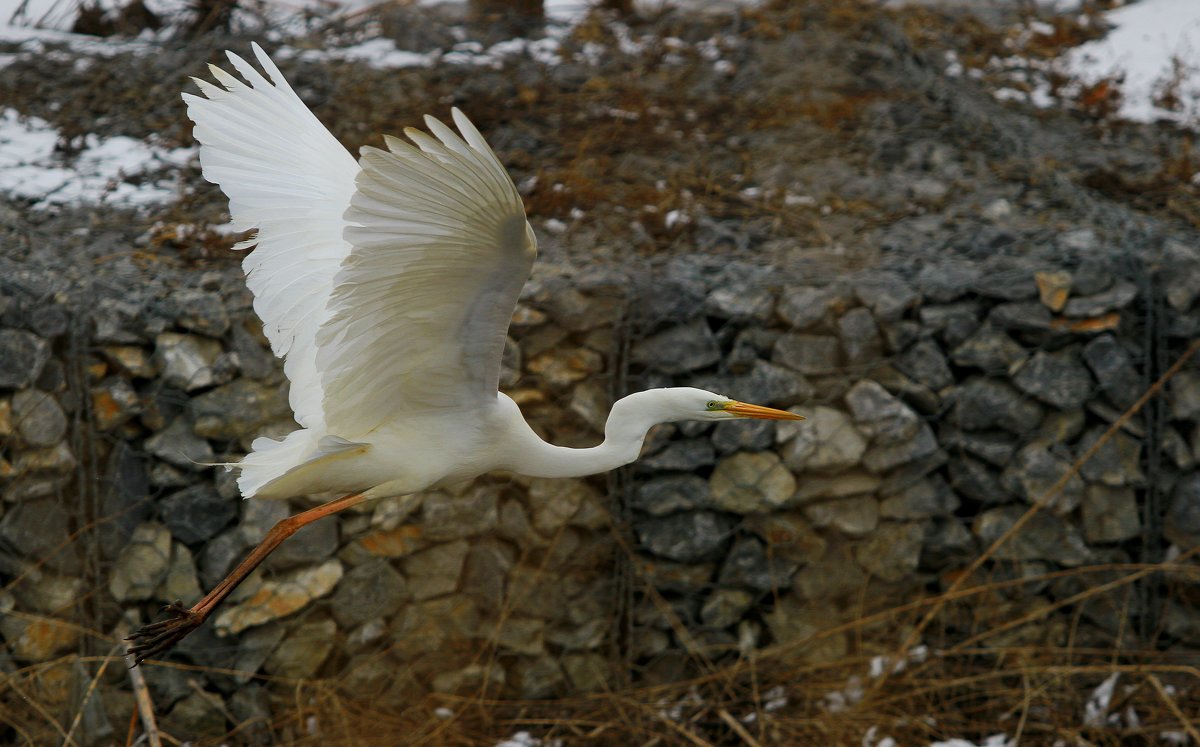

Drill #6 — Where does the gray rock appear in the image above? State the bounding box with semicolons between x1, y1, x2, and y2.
862;422;939;473
726;328;781;373
98;443;151;559
511;656;562;699
793;470;881;503
854;522;924;581
423;485;500;540
1077;427;1143;487
734;359;813;405
11;389;66;448
708;451;796;513
1170;370;1200;422
631;319;721;374
239;498;290;540
0;330;49;389
1071;257;1113;296
970;265;1038;301
919;302;981;347
160;484;237;544
188;379;292;441
712;419;775;454
852;271;919;321
401;540;469;600
706;286;774;322
144;417;214;470
774;333;842;375
331;559;407;627
1166;472;1200;547
951;378;1044;434
164;289;230;337
267;518;339;570
880;476;959;519
28;305;68;339
163;692;226;739
894;338;953;390
845;380;920;444
265;618;338;679
974;505;1092;566
1001;444;1085;515
792;546;868;601
948;455;1011;505
915;260;981;303
633;511;736;562
804;495;879;537
91;377;142;431
462;538;516;611
93;298;144;344
700;588;756;628
987;301;1054;333
199;528;248;589
837;308;883;366
633;474;708;516
745;513;826;564
778;286;835;329
229;320;277;381
1082;335;1141;410
922;518;976;563
155;333;223;391
718;536;797;592
1165;264;1200;311
157;541;203;606
0;497;80;572
880;320;922;353
1081;485;1140;543
638;438;715;472
1013;351;1093;410
1063;281;1138;317
781;405;866;473
633;556;715;593
951;325;1028;374
937;426;1017;467
109;521;172;601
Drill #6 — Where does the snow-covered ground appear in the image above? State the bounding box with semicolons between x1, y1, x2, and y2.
1060;0;1200;124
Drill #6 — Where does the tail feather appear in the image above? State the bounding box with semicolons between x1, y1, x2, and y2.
236;429;370;499
236;429;321;498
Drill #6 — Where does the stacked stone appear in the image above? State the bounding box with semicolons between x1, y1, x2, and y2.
1;242;1199;737
617;248;1200;671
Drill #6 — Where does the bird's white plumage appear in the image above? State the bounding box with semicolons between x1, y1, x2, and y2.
318;112;535;433
185;46;802;502
183;43;358;433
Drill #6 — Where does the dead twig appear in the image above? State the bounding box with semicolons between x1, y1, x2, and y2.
1147;674;1200;744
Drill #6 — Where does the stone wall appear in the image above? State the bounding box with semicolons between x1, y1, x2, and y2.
1;239;1199;738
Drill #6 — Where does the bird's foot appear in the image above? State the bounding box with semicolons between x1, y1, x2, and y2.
125;601;205;666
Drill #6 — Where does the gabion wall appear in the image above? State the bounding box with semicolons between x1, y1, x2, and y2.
1;239;1199;738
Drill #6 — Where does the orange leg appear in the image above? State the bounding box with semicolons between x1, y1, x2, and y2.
126;491;367;665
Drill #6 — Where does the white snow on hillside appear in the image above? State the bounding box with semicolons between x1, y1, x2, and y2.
1061;0;1200;125
0;108;193;208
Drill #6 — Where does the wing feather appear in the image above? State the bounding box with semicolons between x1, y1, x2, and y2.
185;43;359;431
316;111;535;434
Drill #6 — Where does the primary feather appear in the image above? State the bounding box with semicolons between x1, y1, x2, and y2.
187;44;535;497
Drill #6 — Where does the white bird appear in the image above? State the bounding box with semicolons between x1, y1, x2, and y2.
127;43;803;664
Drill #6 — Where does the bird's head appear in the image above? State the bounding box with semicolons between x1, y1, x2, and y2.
648;387;805;423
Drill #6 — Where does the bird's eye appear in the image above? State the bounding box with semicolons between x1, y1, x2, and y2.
706;401;719;410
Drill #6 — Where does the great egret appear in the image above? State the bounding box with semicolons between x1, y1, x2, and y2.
127;44;803;664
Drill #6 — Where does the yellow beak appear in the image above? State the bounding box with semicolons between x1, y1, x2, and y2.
723;401;805;420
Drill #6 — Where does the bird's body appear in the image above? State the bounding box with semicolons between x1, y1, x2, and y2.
127;44;803;664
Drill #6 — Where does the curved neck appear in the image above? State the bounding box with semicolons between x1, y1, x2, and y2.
507;390;670;478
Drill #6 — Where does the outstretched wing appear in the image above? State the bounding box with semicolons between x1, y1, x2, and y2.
315;109;536;435
183;43;359;432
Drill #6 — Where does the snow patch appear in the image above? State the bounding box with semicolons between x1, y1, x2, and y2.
1061;0;1200;125
0;108;193;208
